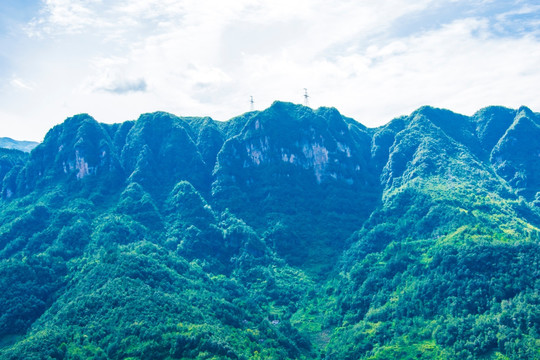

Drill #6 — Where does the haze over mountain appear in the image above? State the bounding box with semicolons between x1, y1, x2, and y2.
0;137;39;153
0;102;538;359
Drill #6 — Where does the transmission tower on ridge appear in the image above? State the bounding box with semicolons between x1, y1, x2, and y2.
250;96;254;111
303;88;309;107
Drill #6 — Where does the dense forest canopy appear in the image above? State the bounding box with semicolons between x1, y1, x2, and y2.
0;102;539;359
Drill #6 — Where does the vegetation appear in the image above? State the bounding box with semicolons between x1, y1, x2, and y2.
0;102;539;359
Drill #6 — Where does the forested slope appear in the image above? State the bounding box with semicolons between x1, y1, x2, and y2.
0;102;538;359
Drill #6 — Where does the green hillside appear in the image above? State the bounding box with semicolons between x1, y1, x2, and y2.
0;102;538;359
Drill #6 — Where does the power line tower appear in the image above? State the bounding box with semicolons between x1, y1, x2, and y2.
250;95;254;111
303;88;309;107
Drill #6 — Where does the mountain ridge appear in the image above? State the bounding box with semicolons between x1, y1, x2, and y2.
0;137;39;153
0;102;538;359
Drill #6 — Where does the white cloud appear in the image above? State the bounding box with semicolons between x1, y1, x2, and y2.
81;57;147;94
326;17;540;123
26;0;102;36
10;76;35;91
496;3;540;20
96;77;147;94
2;0;540;141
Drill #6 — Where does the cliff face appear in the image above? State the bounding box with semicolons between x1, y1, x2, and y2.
7;102;540;204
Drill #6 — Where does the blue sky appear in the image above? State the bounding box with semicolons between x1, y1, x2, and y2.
1;0;540;141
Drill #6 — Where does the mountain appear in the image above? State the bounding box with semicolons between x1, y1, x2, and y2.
0;137;39;153
0;102;538;360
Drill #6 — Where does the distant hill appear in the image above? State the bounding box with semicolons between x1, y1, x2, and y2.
0;103;538;360
0;137;39;152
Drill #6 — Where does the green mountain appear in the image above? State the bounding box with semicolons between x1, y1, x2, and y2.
0;102;538;360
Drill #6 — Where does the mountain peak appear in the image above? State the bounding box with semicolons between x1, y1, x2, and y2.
517;105;534;117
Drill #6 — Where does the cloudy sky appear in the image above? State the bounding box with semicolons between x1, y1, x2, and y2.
1;0;539;141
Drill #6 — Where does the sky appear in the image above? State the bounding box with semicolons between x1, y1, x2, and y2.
1;0;540;141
